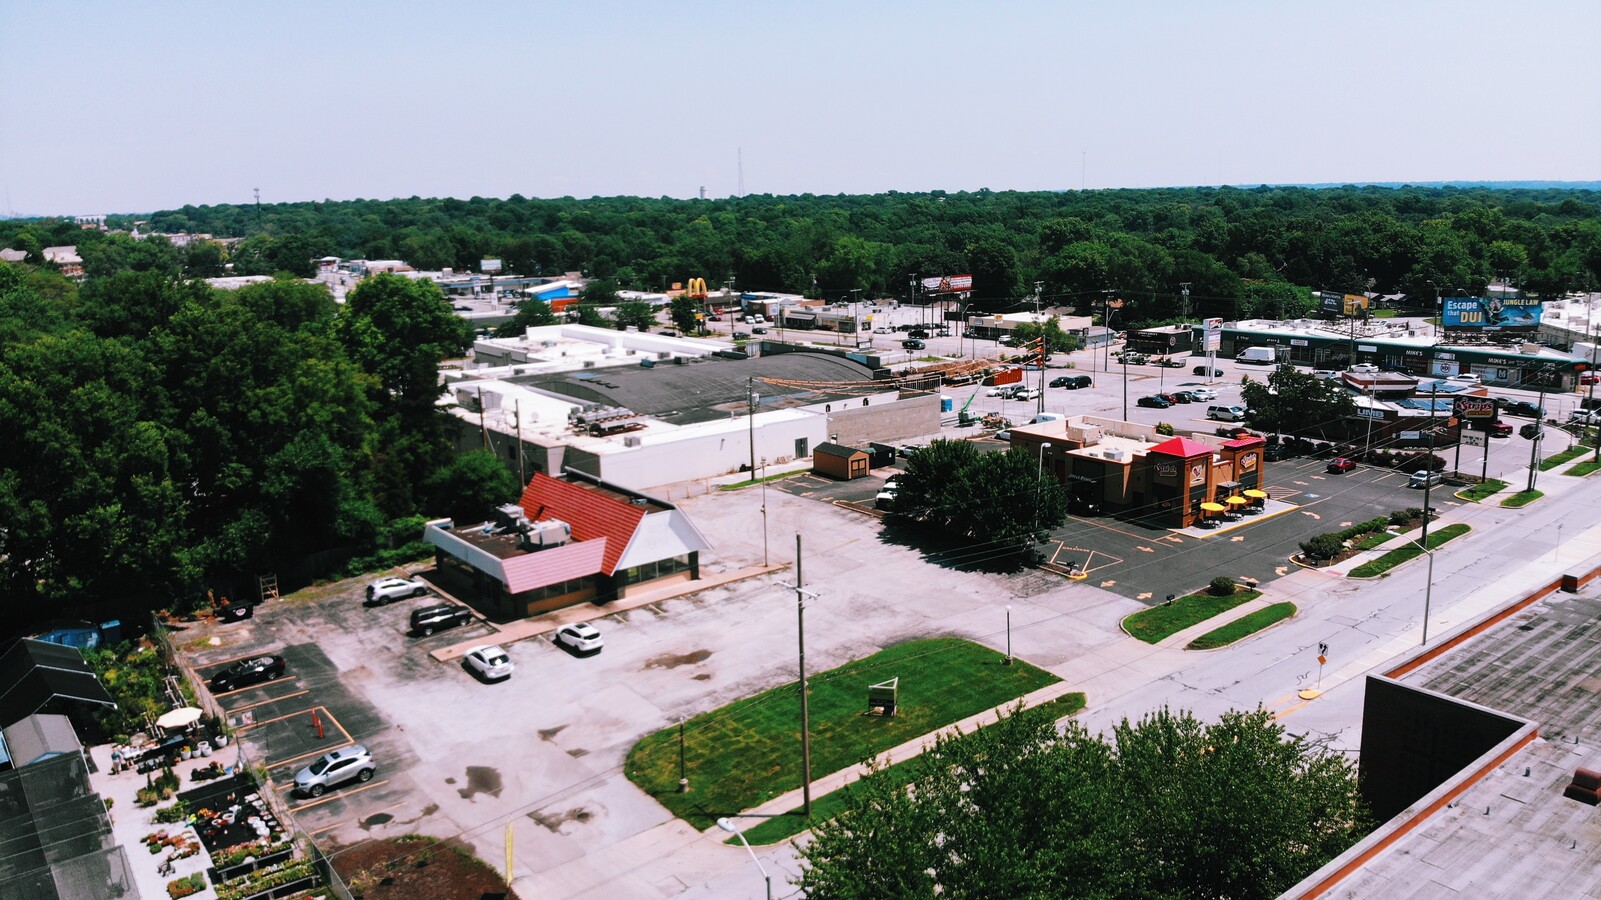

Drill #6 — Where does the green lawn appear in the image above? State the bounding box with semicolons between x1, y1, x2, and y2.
1539;446;1588;471
733;692;1088;846
625;638;1060;829
1566;460;1601;477
1351;531;1395;551
1187;603;1298;650
1123;590;1262;644
718;470;798;491
1456;478;1508;502
1502;489;1544;508
1348;524;1470;577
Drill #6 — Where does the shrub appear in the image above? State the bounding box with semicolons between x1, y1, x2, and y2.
154;801;190;824
167;874;206;899
1208;576;1236;596
1299;534;1345;562
1388;507;1423;526
1155;422;1175;436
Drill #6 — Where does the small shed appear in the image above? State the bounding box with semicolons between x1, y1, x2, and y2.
813;442;870;480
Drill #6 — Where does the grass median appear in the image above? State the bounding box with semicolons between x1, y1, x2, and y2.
1566;460;1601;477
1348;524;1470;577
1502;490;1544;508
734;691;1088;845
1539;446;1588;471
1187;603;1297;650
1123;589;1263;644
1456;478;1508;502
625;637;1060;830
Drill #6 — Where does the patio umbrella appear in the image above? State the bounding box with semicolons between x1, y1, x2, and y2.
1226;496;1248;506
156;707;203;730
1243;489;1268;499
1200;502;1227;513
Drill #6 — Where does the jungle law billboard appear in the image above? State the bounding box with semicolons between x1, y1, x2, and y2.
1442;296;1543;330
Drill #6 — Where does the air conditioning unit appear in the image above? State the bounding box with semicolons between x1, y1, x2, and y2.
623;436;642;448
583;360;595;368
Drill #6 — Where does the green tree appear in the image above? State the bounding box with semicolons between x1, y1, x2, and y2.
182;240;227;277
580;278;620;306
1011;315;1079;354
493;297;558;337
336;273;472;413
668;296;701;333
892;440;1067;556
797;704;1368;899
614;301;656;331
424;449;521;523
1242;364;1355;440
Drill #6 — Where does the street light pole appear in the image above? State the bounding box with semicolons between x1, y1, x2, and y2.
1005;604;1013;666
716;819;773;900
747;378;759;479
789;534;815;817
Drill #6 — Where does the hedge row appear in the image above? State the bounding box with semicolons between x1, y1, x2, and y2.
1298;508;1429;562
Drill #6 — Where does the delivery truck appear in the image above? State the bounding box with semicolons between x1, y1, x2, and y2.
1236;346;1279;365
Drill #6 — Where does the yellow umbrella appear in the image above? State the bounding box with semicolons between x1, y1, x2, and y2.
1200;502;1227;512
1226;496;1248;506
1243;489;1268;499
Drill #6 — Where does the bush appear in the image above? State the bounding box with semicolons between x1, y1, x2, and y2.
1299;534;1345;562
154;801;190;824
1389;508;1422;527
1208;576;1236;596
1155;422;1176;436
167;873;206;899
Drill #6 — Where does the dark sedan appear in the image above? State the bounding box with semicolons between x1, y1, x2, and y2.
1169;391;1196;403
209;655;286;692
1193;366;1223;376
1137;395;1172;409
1498;400;1545;419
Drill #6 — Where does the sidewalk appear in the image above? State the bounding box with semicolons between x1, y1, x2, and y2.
427;562;787;662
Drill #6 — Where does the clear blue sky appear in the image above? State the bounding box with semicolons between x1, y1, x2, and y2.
3;0;1597;215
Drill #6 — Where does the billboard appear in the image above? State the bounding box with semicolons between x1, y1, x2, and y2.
1319;291;1368;316
1204;317;1222;352
1441;296;1543;329
480;258;503;273
921;274;973;295
1454;397;1496;419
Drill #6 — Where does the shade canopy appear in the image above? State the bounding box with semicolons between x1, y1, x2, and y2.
1243;489;1268;499
1200;502;1227;512
155;707;203;730
1225;496;1248;505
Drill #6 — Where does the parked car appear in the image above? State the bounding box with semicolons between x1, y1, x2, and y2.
898;443;927;458
1207;405;1246;422
1154;357;1183;368
1264;442;1288;461
752;326;767;334
410;604;474;636
555;622;604;654
1327;457;1356;474
1313;370;1341;380
1193;365;1222;376
732;331;751;340
1188;388;1218;401
1049;375;1073;388
1169;391;1196;404
1155;392;1179;404
1137;395;1172;408
209;656;286;692
988;384;1022;398
1499;400;1545;418
463;645;515;680
1065;375;1092;389
294;745;376;797
1486;421;1513;438
908;328;929;339
1013;386;1040;401
902;339;925;350
1408;470;1445;489
366;577;428;606
1447;373;1482;385
1569;410;1601;426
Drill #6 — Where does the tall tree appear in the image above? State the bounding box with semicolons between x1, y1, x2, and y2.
335;274;471;414
797;705;1368;899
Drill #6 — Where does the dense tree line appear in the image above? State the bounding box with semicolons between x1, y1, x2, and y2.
0;264;514;633
7;185;1595;328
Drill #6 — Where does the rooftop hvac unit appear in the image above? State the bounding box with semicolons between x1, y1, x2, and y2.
624;436;643;448
673;356;687;365
583;360;596;368
521;518;571;550
1103;449;1125;461
659;352;671;360
455;388;482;411
480;391;502;411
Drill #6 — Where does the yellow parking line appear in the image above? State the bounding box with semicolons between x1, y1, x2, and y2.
235;706;318;732
226;690;309;713
212;677;293;699
266;741;353;772
285;779;390;813
200;649;280;670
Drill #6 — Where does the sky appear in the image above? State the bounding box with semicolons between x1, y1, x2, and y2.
2;0;1598;215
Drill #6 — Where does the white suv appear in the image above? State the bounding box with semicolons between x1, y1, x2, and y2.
555;622;604;654
366;577;429;606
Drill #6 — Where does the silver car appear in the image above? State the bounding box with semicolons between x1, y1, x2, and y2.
463;644;515;681
294;745;376;797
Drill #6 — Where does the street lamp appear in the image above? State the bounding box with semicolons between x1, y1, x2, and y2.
1037;442;1053;484
716;818;772;900
1387;529;1437;646
1005;604;1013;666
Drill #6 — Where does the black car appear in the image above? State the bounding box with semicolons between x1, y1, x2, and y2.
902;339;925;350
1193;365;1223;376
1137;395;1172;408
1169;391;1195;403
210;656;286;692
908;328;929;339
1500;400;1545;418
1065;375;1092;389
1049;376;1073;388
410;604;474;636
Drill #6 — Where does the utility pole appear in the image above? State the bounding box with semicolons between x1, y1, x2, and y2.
790;534;814;817
747;377;759;479
1180;282;1191;321
1035;281;1046;416
1527;370;1552;493
1590;323;1600;462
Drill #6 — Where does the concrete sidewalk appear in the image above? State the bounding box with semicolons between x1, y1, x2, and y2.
427;562;788;662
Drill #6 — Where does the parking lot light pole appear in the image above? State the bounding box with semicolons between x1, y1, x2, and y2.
1389;529;1437;646
781;534;818;817
1005;605;1013;666
716;818;772;900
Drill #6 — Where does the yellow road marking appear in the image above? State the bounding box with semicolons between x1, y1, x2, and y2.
284;779;390;813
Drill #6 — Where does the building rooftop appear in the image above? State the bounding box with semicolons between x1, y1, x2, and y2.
1338;587;1601;897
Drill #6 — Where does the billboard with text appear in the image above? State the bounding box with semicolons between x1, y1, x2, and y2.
921;274;973;295
1442;296;1542;329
